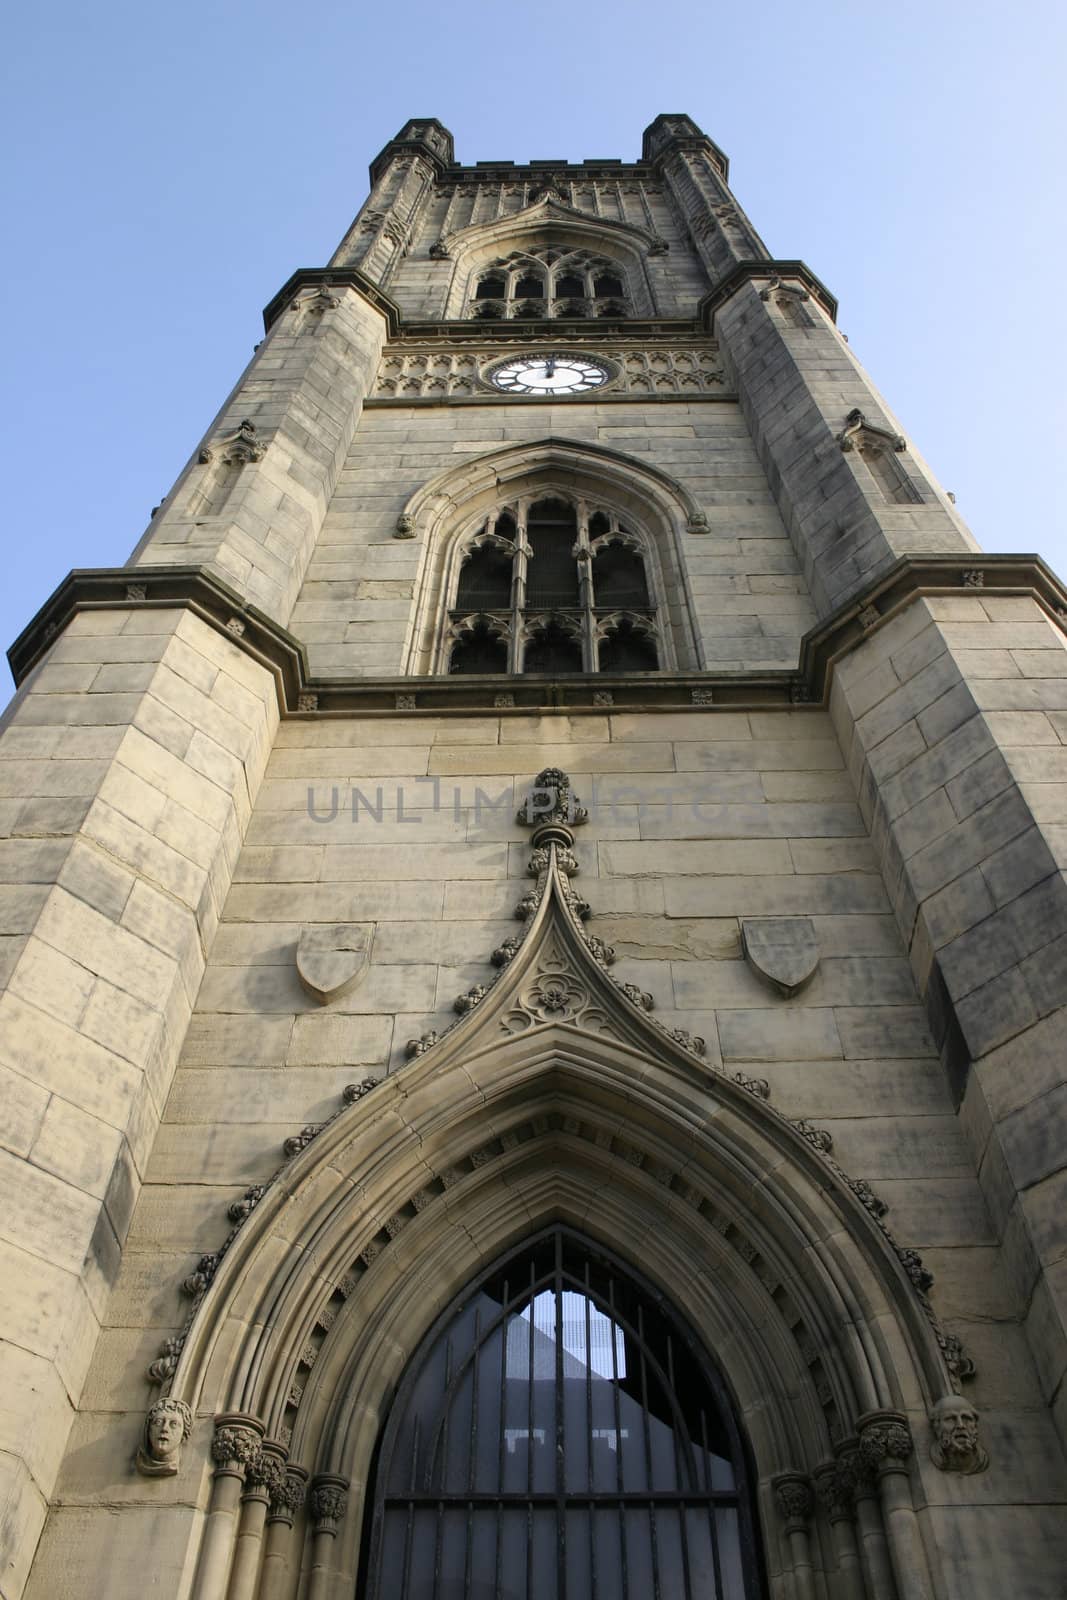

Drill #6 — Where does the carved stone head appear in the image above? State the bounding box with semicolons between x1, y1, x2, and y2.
137;1398;193;1477
929;1395;988;1474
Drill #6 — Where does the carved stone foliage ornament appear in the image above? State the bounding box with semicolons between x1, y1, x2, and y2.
296;924;373;1004
136;1398;192;1477
929;1394;989;1474
837;407;906;455
772;1472;814;1528
741;916;820;997
198;418;266;467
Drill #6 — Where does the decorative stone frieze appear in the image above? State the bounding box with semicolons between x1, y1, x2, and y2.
136;1398;192;1477
371;343;725;400
929;1395;989;1474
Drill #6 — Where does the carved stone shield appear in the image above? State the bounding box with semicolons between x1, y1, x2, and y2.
296;924;373;1004
741;917;820;998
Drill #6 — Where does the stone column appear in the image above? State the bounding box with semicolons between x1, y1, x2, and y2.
837;1436;896;1600
260;1465;308;1600
228;1439;288;1600
192;1415;265;1600
772;1472;817;1600
306;1475;349;1600
857;1413;934;1600
813;1459;865;1600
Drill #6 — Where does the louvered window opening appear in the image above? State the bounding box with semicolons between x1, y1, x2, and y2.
467;249;631;320
448;498;659;676
363;1228;760;1600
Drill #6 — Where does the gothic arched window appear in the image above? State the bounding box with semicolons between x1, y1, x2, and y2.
447;498;660;674
361;1228;761;1600
469;250;630;320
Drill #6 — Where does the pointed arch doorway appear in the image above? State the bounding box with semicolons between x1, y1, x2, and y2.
361;1226;763;1600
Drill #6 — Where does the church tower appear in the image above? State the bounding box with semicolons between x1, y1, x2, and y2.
3;115;1067;1599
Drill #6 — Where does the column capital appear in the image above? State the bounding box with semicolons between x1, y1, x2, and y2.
310;1473;349;1536
772;1471;815;1530
211;1413;265;1480
857;1410;914;1477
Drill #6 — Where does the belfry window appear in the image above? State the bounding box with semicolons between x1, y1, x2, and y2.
362;1228;761;1600
447;497;660;674
468;249;630;319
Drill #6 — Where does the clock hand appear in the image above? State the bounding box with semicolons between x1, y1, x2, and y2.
544;357;556;378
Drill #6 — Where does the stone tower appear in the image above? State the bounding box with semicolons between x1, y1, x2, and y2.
2;114;1066;1599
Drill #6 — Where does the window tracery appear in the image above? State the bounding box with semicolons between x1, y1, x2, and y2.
467;248;631;320
447;496;660;675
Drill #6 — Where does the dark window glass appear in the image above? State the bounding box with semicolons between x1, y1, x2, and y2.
595;273;624;298
556;273;584;298
526;500;580;607
475;302;500;320
364;1228;759;1600
450;621;508;674
456;545;513;610
599;620;659;672
524;622;584;675
515;274;545;299
476;275;506;299
515;301;543;320
592;544;650;608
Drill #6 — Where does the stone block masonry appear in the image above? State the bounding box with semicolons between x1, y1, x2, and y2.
0;605;277;1596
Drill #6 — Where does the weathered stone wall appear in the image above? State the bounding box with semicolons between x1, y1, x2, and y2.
0;607;277;1597
22;704;1067;1596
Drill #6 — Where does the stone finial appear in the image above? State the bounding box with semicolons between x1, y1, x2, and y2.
310;1475;349;1534
773;1472;814;1528
929;1394;989;1474
136;1398;193;1477
516;767;588;829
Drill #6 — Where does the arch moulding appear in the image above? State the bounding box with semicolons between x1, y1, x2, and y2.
146;794;977;1600
438;198;665;318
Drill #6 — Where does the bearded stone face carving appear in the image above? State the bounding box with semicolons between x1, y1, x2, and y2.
137;1398;193;1477
929;1395;989;1474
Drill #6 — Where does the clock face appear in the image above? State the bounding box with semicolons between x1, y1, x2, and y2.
489;354;611;396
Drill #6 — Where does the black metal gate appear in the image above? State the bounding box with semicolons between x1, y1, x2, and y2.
363;1228;762;1599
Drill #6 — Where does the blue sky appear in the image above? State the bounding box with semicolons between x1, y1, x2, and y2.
2;0;1065;679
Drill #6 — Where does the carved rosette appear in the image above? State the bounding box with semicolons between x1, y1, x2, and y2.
857;1411;914;1478
310;1474;349;1535
269;1464;309;1525
772;1472;814;1529
211;1415;265;1479
813;1460;854;1523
